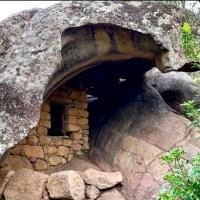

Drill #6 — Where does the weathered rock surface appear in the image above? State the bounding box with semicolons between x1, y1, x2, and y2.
145;68;199;114
47;170;85;200
81;168;122;189
0;1;200;159
85;185;100;199
3;168;48;200
97;188;126;200
88;79;199;200
0;155;33;188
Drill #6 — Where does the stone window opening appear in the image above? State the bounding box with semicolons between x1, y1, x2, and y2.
48;104;66;137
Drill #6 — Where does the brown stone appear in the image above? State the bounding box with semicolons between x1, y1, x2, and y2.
34;159;48;171
73;140;84;144
57;146;69;156
74;101;87;109
51;90;68;98
78;118;88;126
40;111;51;120
43;120;51;129
47;170;85;199
0;170;15;199
65;124;80;132
81;125;89;130
0;155;33;192
83;136;89;142
46;146;57;154
50;138;62;146
41;102;50;112
39;135;51;145
9;145;20;155
82;130;89;136
19;138;27;145
20;145;44;158
49;156;60;166
72;144;82;151
66;108;89;118
48;95;73;104
3;168;48;200
37;127;48;135
97;188;126;200
82;142;90;150
85;185;100;199
63;139;72;147
81;169;122;189
29;157;37;162
70;132;82;140
60;157;67;164
67;154;74;162
27;135;38;145
69;90;86;102
29;129;37;135
66;115;78;125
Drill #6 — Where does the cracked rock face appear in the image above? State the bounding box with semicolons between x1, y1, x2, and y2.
0;1;199;166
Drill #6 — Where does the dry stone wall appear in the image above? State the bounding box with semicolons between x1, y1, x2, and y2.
7;85;89;171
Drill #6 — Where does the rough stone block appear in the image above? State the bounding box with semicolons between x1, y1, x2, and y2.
85;185;100;199
49;156;60;166
48;95;73;104
82;130;89;136
70;132;82;140
78;118;88;126
66;115;77;125
40;111;51;120
81;125;89;130
47;170;85;200
29;129;37;135
46;146;57;154
57;146;69;156
34;159;48;171
0;170;15;199
65;124;80;132
3;168;48;200
82;142;90;150
39;135;51;145
82;136;89;142
81;169;122;189
60;157;67;164
27;135;38;146
9;145;20;155
74;101;87;109
41;102;50;112
50;138;62;146
51;90;68;98
66;108;89;118
43;120;51;129
63;139;72;147
37;127;48;135
73;140;84;144
72;144;82;151
21;145;44;158
67;154;74;162
69;90;87;102
19;138;27;145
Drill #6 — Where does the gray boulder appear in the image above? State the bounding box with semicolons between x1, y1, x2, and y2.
0;1;199;159
145;68;199;115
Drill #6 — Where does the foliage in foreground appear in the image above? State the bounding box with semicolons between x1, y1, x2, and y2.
158;22;200;200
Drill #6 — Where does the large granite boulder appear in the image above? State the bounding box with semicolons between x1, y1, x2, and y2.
88;79;199;200
0;1;200;159
145;68;199;115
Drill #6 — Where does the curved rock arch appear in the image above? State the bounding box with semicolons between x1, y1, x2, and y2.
0;1;199;159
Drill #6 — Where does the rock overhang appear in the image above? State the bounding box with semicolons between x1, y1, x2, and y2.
0;1;200;159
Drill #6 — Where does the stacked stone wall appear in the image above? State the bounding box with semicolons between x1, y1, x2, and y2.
7;85;89;171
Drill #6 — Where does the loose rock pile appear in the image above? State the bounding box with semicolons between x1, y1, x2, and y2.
1;168;123;200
